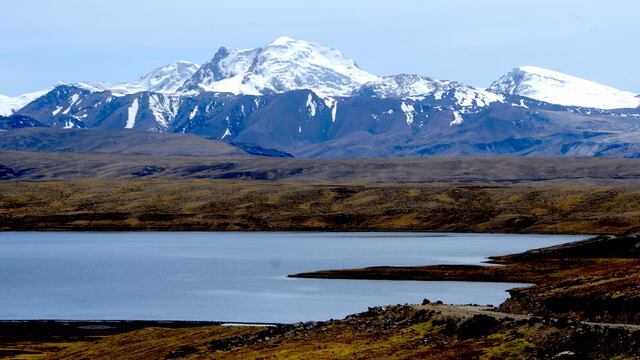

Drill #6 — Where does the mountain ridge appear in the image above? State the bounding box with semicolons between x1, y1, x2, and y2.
3;38;638;113
490;66;640;109
179;36;380;97
2;37;640;159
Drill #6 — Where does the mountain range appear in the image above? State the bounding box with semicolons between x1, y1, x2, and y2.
1;36;639;158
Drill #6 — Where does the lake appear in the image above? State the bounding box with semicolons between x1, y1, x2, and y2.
0;232;587;323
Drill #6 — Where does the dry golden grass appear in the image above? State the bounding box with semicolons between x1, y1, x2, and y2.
3;304;635;360
1;179;640;234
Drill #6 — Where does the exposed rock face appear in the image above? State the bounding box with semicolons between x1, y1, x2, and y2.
4;38;640;158
14;84;640;158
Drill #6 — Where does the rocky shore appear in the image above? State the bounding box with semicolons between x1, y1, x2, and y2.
3;231;640;359
2;304;638;359
292;230;640;326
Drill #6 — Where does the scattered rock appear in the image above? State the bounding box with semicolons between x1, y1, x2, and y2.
132;165;166;177
209;336;247;351
165;346;198;359
457;314;501;340
552;351;576;359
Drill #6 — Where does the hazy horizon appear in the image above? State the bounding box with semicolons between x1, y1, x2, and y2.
1;0;639;95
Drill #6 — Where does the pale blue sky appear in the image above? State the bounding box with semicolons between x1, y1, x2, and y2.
1;0;638;95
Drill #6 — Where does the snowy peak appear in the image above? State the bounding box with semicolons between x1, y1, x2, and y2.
211;47;261;81
180;47;262;95
6;40;640;120
0;90;51;116
114;61;200;94
268;36;297;46
251;37;380;95
489;66;640;109
133;61;200;93
67;61;200;96
180;37;379;97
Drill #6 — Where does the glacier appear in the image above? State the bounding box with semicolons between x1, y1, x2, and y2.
489;66;640;109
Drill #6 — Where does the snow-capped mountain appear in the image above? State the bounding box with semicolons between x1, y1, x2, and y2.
0;89;51;116
12;85;640;158
180;36;380;97
4;37;640;158
70;61;200;95
489;66;640;109
114;60;200;94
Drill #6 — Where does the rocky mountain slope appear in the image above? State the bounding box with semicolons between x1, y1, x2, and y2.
2;37;639;158
180;36;379;97
0;128;249;157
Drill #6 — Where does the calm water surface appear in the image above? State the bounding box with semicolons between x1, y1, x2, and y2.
0;232;587;323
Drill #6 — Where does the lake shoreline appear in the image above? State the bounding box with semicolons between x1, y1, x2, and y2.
290;230;640;324
3;304;638;359
3;232;565;323
2;231;639;358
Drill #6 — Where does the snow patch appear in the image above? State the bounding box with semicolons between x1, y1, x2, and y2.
324;97;338;122
189;106;198;120
63;119;76;129
62;93;80;115
401;102;415;126
221;128;232;139
126;99;139;129
511;99;529;108
454;87;504;109
306;93;317;117
148;94;180;130
450;112;464;126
